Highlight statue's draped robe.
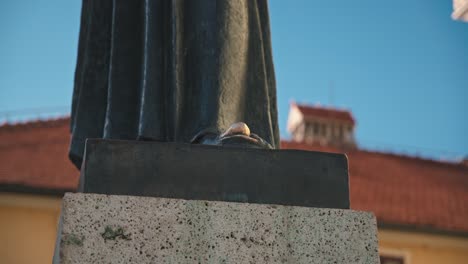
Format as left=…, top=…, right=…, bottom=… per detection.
left=70, top=0, right=279, bottom=168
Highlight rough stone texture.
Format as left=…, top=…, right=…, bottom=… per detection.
left=55, top=193, right=379, bottom=264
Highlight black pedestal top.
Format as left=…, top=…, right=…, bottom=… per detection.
left=78, top=139, right=349, bottom=209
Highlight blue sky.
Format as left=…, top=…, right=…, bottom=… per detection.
left=0, top=0, right=467, bottom=160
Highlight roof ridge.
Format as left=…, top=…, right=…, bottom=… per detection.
left=291, top=102, right=356, bottom=125
left=281, top=140, right=468, bottom=169
left=0, top=116, right=71, bottom=132
left=355, top=147, right=468, bottom=169
left=293, top=102, right=352, bottom=113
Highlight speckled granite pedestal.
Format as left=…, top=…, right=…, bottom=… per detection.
left=53, top=193, right=379, bottom=264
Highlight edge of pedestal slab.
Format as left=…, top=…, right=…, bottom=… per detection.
left=52, top=202, right=64, bottom=264
left=62, top=192, right=374, bottom=217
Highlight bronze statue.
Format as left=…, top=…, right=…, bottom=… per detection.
left=69, top=0, right=279, bottom=168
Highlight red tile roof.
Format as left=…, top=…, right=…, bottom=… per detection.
left=0, top=118, right=79, bottom=193
left=293, top=103, right=356, bottom=125
left=282, top=141, right=468, bottom=235
left=1, top=118, right=467, bottom=234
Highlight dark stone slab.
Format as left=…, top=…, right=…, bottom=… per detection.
left=78, top=139, right=350, bottom=209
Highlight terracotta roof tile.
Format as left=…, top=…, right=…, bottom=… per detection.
left=0, top=117, right=79, bottom=192
left=281, top=141, right=468, bottom=234
left=293, top=103, right=356, bottom=125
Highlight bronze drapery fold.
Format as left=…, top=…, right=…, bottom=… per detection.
left=70, top=0, right=279, bottom=168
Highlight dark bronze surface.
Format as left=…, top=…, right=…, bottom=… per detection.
left=70, top=0, right=279, bottom=168
left=79, top=139, right=350, bottom=209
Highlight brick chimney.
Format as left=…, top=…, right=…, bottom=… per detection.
left=287, top=102, right=357, bottom=149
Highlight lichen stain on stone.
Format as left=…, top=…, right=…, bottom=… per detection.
left=63, top=233, right=84, bottom=246
left=101, top=225, right=131, bottom=241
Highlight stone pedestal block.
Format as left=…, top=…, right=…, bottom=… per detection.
left=54, top=193, right=379, bottom=264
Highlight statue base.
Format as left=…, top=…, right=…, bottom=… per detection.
left=53, top=193, right=379, bottom=264
left=78, top=139, right=350, bottom=209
